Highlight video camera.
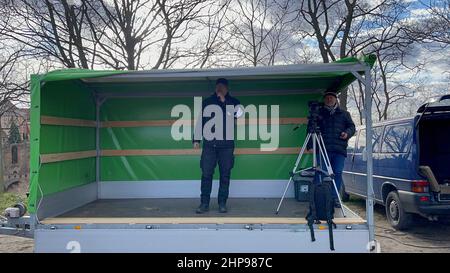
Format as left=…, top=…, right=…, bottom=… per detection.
left=307, top=100, right=324, bottom=133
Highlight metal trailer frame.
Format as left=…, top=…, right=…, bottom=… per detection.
left=34, top=220, right=370, bottom=253
left=0, top=60, right=376, bottom=252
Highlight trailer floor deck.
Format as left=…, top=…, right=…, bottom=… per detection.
left=42, top=198, right=365, bottom=225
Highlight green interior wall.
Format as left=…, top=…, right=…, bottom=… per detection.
left=32, top=80, right=96, bottom=208
left=28, top=70, right=127, bottom=214
left=99, top=88, right=320, bottom=181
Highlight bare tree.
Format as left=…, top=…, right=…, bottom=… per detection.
left=298, top=0, right=365, bottom=108
left=372, top=49, right=421, bottom=121
left=224, top=0, right=297, bottom=67
left=297, top=0, right=413, bottom=110
left=350, top=47, right=422, bottom=124
left=83, top=0, right=162, bottom=70
left=5, top=0, right=211, bottom=70
left=0, top=1, right=29, bottom=108
left=264, top=0, right=299, bottom=65
left=405, top=0, right=450, bottom=46
left=0, top=51, right=29, bottom=108
left=348, top=80, right=365, bottom=124
left=182, top=0, right=232, bottom=68
left=347, top=0, right=425, bottom=122
left=4, top=0, right=97, bottom=69
left=152, top=0, right=212, bottom=69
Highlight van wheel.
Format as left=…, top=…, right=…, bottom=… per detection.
left=385, top=191, right=413, bottom=230
left=340, top=184, right=350, bottom=202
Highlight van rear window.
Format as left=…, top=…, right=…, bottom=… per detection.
left=381, top=124, right=412, bottom=153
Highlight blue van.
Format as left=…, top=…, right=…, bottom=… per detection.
left=341, top=95, right=450, bottom=229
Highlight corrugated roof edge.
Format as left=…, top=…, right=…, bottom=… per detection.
left=34, top=54, right=376, bottom=83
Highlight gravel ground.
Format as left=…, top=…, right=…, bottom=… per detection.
left=345, top=198, right=450, bottom=253
left=1, top=197, right=449, bottom=253
left=0, top=235, right=33, bottom=253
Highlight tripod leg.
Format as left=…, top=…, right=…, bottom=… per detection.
left=275, top=176, right=293, bottom=214
left=312, top=133, right=317, bottom=168
left=328, top=220, right=335, bottom=251
left=309, top=222, right=316, bottom=242
left=317, top=135, right=346, bottom=217
left=275, top=132, right=312, bottom=214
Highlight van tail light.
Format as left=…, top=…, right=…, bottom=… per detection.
left=411, top=180, right=429, bottom=193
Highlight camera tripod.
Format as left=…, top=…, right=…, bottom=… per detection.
left=275, top=125, right=346, bottom=217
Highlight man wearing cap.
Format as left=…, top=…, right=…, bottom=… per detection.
left=312, top=90, right=356, bottom=208
left=193, top=78, right=241, bottom=213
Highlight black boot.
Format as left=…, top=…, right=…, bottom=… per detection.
left=218, top=203, right=228, bottom=213
left=196, top=203, right=209, bottom=214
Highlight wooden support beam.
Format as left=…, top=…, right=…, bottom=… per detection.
left=101, top=147, right=310, bottom=157
left=40, top=150, right=97, bottom=164
left=40, top=115, right=308, bottom=128
left=40, top=147, right=311, bottom=164
left=41, top=115, right=96, bottom=127
left=101, top=117, right=307, bottom=128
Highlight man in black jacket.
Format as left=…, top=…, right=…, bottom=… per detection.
left=193, top=78, right=241, bottom=214
left=313, top=90, right=356, bottom=208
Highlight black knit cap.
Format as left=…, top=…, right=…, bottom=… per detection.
left=323, top=91, right=337, bottom=98
left=323, top=85, right=338, bottom=98
left=216, top=78, right=229, bottom=86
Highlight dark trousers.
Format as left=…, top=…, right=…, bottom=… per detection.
left=317, top=151, right=346, bottom=199
left=328, top=152, right=345, bottom=198
left=200, top=146, right=234, bottom=205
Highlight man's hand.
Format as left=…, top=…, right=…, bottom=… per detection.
left=340, top=132, right=348, bottom=140
left=193, top=142, right=200, bottom=149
